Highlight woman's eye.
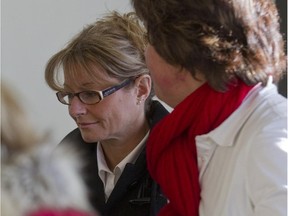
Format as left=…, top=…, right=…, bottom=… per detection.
left=67, top=93, right=74, bottom=99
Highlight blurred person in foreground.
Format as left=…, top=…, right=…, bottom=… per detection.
left=44, top=11, right=168, bottom=216
left=131, top=0, right=288, bottom=215
left=1, top=82, right=98, bottom=216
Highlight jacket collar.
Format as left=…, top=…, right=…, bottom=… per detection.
left=198, top=82, right=276, bottom=147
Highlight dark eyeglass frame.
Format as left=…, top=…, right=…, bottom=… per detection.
left=56, top=78, right=133, bottom=105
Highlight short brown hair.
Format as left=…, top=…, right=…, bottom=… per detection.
left=132, top=0, right=286, bottom=91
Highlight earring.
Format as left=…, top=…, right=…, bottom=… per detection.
left=136, top=98, right=142, bottom=105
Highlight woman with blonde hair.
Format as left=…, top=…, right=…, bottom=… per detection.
left=45, top=11, right=168, bottom=216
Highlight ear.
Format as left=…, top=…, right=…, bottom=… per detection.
left=134, top=74, right=152, bottom=103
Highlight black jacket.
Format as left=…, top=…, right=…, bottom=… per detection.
left=60, top=101, right=168, bottom=216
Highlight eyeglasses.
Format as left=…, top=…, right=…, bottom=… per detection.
left=56, top=78, right=133, bottom=105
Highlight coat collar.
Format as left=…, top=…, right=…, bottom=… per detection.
left=196, top=82, right=279, bottom=180
left=198, top=82, right=273, bottom=147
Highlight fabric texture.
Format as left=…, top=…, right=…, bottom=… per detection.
left=1, top=143, right=94, bottom=216
left=197, top=82, right=287, bottom=216
left=147, top=79, right=254, bottom=216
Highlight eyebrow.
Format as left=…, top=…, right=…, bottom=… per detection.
left=62, top=82, right=89, bottom=89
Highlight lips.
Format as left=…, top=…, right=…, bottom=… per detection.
left=78, top=122, right=93, bottom=125
left=77, top=122, right=98, bottom=128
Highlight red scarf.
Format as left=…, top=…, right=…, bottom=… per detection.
left=147, top=80, right=254, bottom=216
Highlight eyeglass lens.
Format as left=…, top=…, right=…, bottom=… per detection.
left=57, top=78, right=133, bottom=105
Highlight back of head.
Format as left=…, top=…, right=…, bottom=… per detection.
left=1, top=82, right=43, bottom=153
left=132, top=0, right=286, bottom=91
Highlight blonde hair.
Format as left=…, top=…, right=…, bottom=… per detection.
left=1, top=82, right=43, bottom=152
left=45, top=11, right=149, bottom=91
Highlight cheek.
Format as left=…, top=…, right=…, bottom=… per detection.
left=151, top=72, right=174, bottom=91
left=101, top=94, right=135, bottom=124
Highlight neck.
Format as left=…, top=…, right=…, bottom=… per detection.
left=170, top=70, right=206, bottom=108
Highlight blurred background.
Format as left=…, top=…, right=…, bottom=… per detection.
left=1, top=0, right=287, bottom=143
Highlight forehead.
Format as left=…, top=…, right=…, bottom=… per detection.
left=63, top=62, right=118, bottom=89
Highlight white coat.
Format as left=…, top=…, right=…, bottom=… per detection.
left=198, top=81, right=287, bottom=216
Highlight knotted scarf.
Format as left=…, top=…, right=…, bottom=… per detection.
left=147, top=80, right=254, bottom=216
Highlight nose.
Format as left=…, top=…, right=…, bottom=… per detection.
left=69, top=96, right=87, bottom=118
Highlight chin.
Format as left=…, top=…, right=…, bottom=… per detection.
left=81, top=134, right=99, bottom=143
